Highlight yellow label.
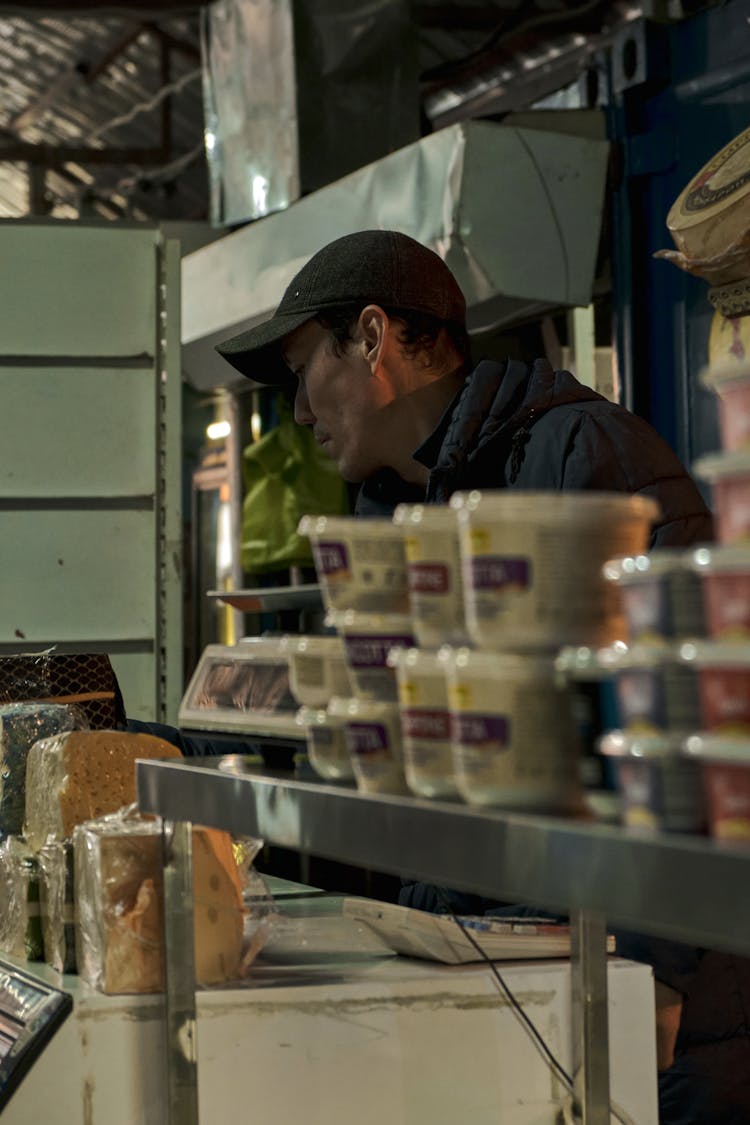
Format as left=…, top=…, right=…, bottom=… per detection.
left=400, top=680, right=418, bottom=705
left=448, top=682, right=473, bottom=710
left=624, top=806, right=658, bottom=830
left=404, top=536, right=421, bottom=562
left=468, top=527, right=492, bottom=553
left=716, top=818, right=750, bottom=839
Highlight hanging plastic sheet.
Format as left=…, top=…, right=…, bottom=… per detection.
left=201, top=0, right=418, bottom=226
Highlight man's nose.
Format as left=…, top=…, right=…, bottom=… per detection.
left=294, top=383, right=315, bottom=425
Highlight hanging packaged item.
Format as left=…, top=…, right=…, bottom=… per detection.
left=655, top=125, right=750, bottom=307
left=241, top=395, right=348, bottom=574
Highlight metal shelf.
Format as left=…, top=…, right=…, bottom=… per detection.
left=136, top=756, right=750, bottom=957
left=207, top=585, right=323, bottom=612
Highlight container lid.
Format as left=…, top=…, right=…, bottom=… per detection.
left=693, top=449, right=750, bottom=483
left=602, top=548, right=694, bottom=585
left=599, top=729, right=686, bottom=760
left=234, top=635, right=288, bottom=660
left=295, top=705, right=329, bottom=728
left=666, top=126, right=750, bottom=235
left=600, top=641, right=681, bottom=670
left=387, top=646, right=445, bottom=673
left=325, top=609, right=415, bottom=633
left=442, top=646, right=558, bottom=678
left=555, top=643, right=625, bottom=679
left=280, top=633, right=345, bottom=657
left=683, top=732, right=750, bottom=764
left=449, top=489, right=660, bottom=524
left=700, top=359, right=750, bottom=392
left=298, top=513, right=405, bottom=539
left=679, top=639, right=750, bottom=668
left=392, top=503, right=458, bottom=529
left=690, top=543, right=750, bottom=574
left=327, top=696, right=400, bottom=720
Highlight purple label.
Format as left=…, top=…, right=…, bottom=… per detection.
left=451, top=712, right=511, bottom=748
left=409, top=563, right=451, bottom=595
left=345, top=634, right=415, bottom=668
left=347, top=722, right=389, bottom=755
left=402, top=708, right=451, bottom=740
left=471, top=556, right=531, bottom=592
left=616, top=669, right=666, bottom=728
left=314, top=540, right=350, bottom=576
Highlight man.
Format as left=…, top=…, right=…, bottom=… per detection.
left=217, top=228, right=712, bottom=544
left=217, top=229, right=746, bottom=1123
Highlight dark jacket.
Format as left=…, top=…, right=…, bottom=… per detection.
left=358, top=357, right=714, bottom=547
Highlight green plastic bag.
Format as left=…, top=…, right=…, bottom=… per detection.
left=240, top=394, right=348, bottom=574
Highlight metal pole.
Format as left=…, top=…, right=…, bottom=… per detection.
left=162, top=819, right=199, bottom=1125
left=571, top=908, right=610, bottom=1124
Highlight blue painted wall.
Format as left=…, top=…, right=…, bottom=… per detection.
left=608, top=0, right=750, bottom=473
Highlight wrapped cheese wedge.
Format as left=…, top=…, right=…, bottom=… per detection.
left=24, top=729, right=182, bottom=851
left=74, top=810, right=247, bottom=993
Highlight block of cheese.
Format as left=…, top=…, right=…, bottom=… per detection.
left=74, top=814, right=245, bottom=994
left=0, top=702, right=83, bottom=838
left=0, top=836, right=43, bottom=962
left=24, top=729, right=182, bottom=851
left=38, top=841, right=77, bottom=974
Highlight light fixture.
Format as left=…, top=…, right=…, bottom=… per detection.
left=206, top=420, right=231, bottom=441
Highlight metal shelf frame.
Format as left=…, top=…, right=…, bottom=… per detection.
left=137, top=756, right=750, bottom=1125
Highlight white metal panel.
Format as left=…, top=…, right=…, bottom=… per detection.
left=1, top=510, right=156, bottom=641
left=0, top=366, right=157, bottom=498
left=0, top=224, right=159, bottom=358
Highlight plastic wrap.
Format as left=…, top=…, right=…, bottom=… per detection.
left=0, top=702, right=86, bottom=839
left=38, top=841, right=76, bottom=974
left=0, top=836, right=43, bottom=961
left=0, top=650, right=125, bottom=730
left=24, top=729, right=183, bottom=852
left=75, top=808, right=274, bottom=994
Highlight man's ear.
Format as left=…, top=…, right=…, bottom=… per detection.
left=357, top=305, right=389, bottom=372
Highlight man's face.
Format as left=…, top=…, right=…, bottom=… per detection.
left=282, top=318, right=392, bottom=482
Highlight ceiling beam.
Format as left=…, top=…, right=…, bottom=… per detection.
left=0, top=142, right=182, bottom=166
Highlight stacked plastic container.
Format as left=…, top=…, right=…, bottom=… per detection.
left=295, top=515, right=414, bottom=794
left=594, top=551, right=708, bottom=833
left=298, top=491, right=659, bottom=812
left=684, top=359, right=750, bottom=841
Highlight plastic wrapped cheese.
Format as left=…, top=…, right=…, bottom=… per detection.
left=0, top=702, right=84, bottom=838
left=74, top=810, right=248, bottom=994
left=0, top=836, right=43, bottom=961
left=38, top=841, right=76, bottom=974
left=24, top=729, right=182, bottom=851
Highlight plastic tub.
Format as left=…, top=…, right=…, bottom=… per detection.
left=280, top=634, right=353, bottom=707
left=693, top=450, right=750, bottom=544
left=607, top=643, right=701, bottom=735
left=297, top=514, right=409, bottom=613
left=602, top=549, right=705, bottom=644
left=392, top=503, right=470, bottom=648
left=442, top=647, right=578, bottom=810
left=451, top=490, right=659, bottom=652
left=599, top=730, right=705, bottom=833
left=691, top=544, right=750, bottom=640
left=679, top=641, right=750, bottom=734
left=328, top=696, right=407, bottom=795
left=327, top=609, right=415, bottom=702
left=387, top=646, right=458, bottom=800
left=684, top=733, right=750, bottom=840
left=555, top=645, right=622, bottom=820
left=701, top=361, right=750, bottom=452
left=294, top=704, right=354, bottom=782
